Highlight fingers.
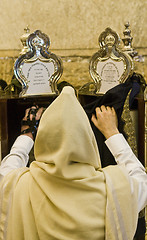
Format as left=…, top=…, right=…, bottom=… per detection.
left=111, top=106, right=116, bottom=114
left=36, top=107, right=44, bottom=120
left=23, top=106, right=44, bottom=121
left=100, top=105, right=113, bottom=112
left=23, top=108, right=30, bottom=120
left=91, top=105, right=117, bottom=127
left=95, top=105, right=115, bottom=116
left=91, top=105, right=119, bottom=138
left=91, top=114, right=98, bottom=127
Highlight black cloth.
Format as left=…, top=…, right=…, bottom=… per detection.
left=134, top=217, right=146, bottom=238
left=84, top=81, right=132, bottom=167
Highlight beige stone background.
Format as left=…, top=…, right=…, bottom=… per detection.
left=0, top=0, right=146, bottom=87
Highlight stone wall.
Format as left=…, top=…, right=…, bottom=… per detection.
left=0, top=0, right=146, bottom=86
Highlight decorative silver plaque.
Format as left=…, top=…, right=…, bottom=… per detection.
left=80, top=28, right=134, bottom=95
left=14, top=30, right=63, bottom=96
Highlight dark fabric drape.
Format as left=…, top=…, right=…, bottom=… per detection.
left=84, top=81, right=132, bottom=167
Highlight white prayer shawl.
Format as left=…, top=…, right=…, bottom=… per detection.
left=0, top=87, right=139, bottom=240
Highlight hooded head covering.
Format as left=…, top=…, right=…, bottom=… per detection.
left=0, top=87, right=139, bottom=240
left=34, top=86, right=101, bottom=179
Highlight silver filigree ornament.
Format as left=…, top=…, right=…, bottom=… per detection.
left=14, top=30, right=63, bottom=97
left=88, top=28, right=134, bottom=94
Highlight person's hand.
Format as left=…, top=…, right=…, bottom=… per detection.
left=21, top=106, right=44, bottom=140
left=91, top=105, right=119, bottom=139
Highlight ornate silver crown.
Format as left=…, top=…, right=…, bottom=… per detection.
left=14, top=30, right=63, bottom=97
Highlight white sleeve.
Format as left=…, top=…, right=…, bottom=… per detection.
left=0, top=135, right=34, bottom=181
left=105, top=133, right=147, bottom=212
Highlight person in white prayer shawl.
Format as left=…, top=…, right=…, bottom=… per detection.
left=0, top=86, right=147, bottom=240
